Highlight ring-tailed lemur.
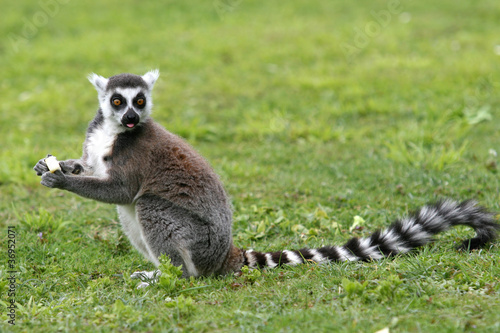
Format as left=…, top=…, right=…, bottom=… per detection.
left=34, top=70, right=499, bottom=287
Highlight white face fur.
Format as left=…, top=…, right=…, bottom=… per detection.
left=88, top=70, right=160, bottom=133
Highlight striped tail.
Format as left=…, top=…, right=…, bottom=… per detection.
left=242, top=199, right=499, bottom=269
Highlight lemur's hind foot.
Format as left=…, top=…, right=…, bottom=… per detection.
left=130, top=270, right=161, bottom=289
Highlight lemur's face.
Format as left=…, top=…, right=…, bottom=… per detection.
left=88, top=70, right=159, bottom=131
left=106, top=87, right=148, bottom=129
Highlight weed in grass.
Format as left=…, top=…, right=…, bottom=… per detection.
left=342, top=278, right=369, bottom=300
left=165, top=295, right=196, bottom=319
left=239, top=265, right=262, bottom=284
left=384, top=111, right=474, bottom=171
left=15, top=207, right=74, bottom=234
left=386, top=139, right=469, bottom=171
left=157, top=255, right=184, bottom=294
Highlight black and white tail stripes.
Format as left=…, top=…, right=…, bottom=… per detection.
left=242, top=200, right=499, bottom=269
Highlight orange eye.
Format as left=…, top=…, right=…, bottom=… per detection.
left=112, top=98, right=121, bottom=106
left=137, top=98, right=144, bottom=106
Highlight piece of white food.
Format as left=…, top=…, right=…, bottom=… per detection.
left=45, top=156, right=61, bottom=173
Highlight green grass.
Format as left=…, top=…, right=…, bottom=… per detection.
left=1, top=0, right=500, bottom=331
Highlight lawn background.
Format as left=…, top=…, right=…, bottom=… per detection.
left=1, top=0, right=499, bottom=332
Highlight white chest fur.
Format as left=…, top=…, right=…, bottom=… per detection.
left=85, top=125, right=117, bottom=178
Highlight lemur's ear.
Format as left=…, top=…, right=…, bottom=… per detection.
left=142, top=69, right=160, bottom=89
left=88, top=73, right=108, bottom=95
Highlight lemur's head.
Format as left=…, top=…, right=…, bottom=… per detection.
left=88, top=70, right=159, bottom=130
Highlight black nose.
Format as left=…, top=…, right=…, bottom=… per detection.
left=122, top=108, right=140, bottom=128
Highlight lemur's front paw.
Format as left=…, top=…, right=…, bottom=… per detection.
left=41, top=170, right=67, bottom=189
left=59, top=160, right=84, bottom=175
left=33, top=157, right=50, bottom=176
